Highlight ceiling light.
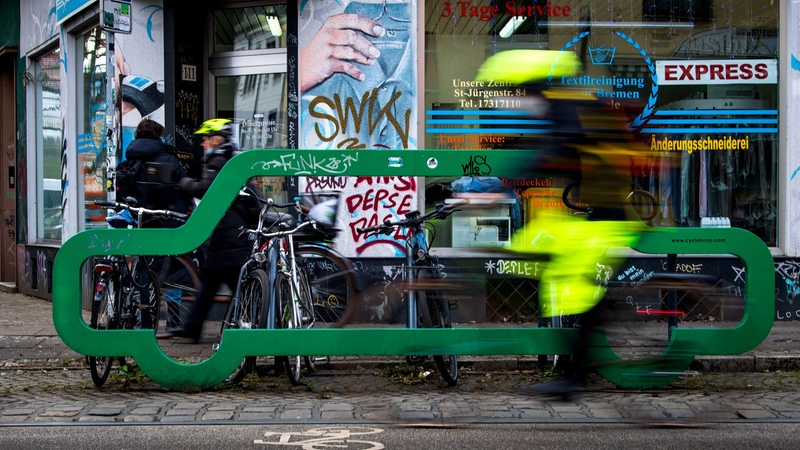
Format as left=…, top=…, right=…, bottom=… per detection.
left=499, top=17, right=527, bottom=38
left=267, top=16, right=282, bottom=37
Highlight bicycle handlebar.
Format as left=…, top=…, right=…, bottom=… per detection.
left=240, top=185, right=306, bottom=211
left=356, top=201, right=466, bottom=236
left=561, top=182, right=592, bottom=214
left=94, top=199, right=190, bottom=222
left=239, top=217, right=317, bottom=240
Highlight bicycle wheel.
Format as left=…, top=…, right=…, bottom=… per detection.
left=129, top=261, right=160, bottom=330
left=295, top=266, right=322, bottom=372
left=275, top=271, right=303, bottom=386
left=296, top=245, right=358, bottom=328
left=417, top=269, right=458, bottom=387
left=89, top=268, right=116, bottom=387
left=222, top=268, right=269, bottom=384
left=153, top=254, right=201, bottom=333
left=628, top=189, right=658, bottom=222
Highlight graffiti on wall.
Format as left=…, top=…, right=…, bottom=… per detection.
left=479, top=255, right=789, bottom=321
left=776, top=260, right=800, bottom=320
left=300, top=176, right=418, bottom=257
left=18, top=246, right=58, bottom=299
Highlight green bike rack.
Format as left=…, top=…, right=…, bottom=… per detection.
left=53, top=149, right=774, bottom=390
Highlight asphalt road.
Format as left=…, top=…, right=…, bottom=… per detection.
left=2, top=423, right=800, bottom=449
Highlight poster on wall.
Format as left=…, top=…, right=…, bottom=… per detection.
left=299, top=0, right=419, bottom=257
left=298, top=0, right=417, bottom=150
left=113, top=0, right=165, bottom=153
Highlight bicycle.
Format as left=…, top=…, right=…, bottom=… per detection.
left=221, top=187, right=357, bottom=385
left=87, top=197, right=193, bottom=387
left=540, top=182, right=741, bottom=387
left=274, top=191, right=358, bottom=385
left=357, top=201, right=465, bottom=387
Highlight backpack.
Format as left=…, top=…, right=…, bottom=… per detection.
left=115, top=159, right=146, bottom=204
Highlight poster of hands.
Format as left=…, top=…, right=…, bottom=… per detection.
left=299, top=0, right=417, bottom=151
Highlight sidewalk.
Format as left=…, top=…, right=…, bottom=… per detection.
left=2, top=290, right=800, bottom=426
left=1, top=290, right=798, bottom=372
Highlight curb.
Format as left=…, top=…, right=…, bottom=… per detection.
left=692, top=354, right=800, bottom=373
left=7, top=354, right=800, bottom=374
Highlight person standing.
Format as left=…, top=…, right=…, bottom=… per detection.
left=122, top=118, right=192, bottom=220
left=163, top=118, right=256, bottom=342
left=124, top=118, right=193, bottom=327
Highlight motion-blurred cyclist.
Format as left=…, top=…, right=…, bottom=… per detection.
left=474, top=50, right=651, bottom=398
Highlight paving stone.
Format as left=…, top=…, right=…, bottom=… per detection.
left=164, top=409, right=198, bottom=417
left=123, top=415, right=157, bottom=422
left=128, top=407, right=161, bottom=415
left=0, top=408, right=36, bottom=416
left=321, top=411, right=356, bottom=420
left=238, top=412, right=278, bottom=421
left=280, top=409, right=312, bottom=420
left=86, top=408, right=123, bottom=416
left=202, top=410, right=235, bottom=421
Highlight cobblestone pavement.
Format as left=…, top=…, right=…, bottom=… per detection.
left=1, top=363, right=800, bottom=424
left=2, top=292, right=800, bottom=425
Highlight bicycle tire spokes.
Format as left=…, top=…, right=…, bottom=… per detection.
left=222, top=268, right=269, bottom=384
left=296, top=246, right=358, bottom=328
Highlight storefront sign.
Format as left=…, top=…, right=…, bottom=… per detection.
left=440, top=1, right=573, bottom=19
left=56, top=0, right=94, bottom=25
left=656, top=59, right=777, bottom=85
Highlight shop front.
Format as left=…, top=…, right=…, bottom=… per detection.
left=16, top=0, right=800, bottom=321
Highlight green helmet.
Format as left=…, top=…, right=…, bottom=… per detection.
left=194, top=118, right=233, bottom=137
left=475, top=50, right=581, bottom=85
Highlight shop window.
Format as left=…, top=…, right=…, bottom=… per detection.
left=424, top=0, right=779, bottom=246
left=34, top=48, right=62, bottom=241
left=77, top=27, right=109, bottom=229
left=643, top=0, right=714, bottom=23
left=215, top=73, right=288, bottom=150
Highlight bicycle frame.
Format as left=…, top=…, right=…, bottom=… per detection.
left=403, top=217, right=444, bottom=329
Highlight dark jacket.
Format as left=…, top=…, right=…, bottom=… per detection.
left=125, top=138, right=192, bottom=214
left=179, top=142, right=255, bottom=270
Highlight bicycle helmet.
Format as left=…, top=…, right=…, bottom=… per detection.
left=475, top=50, right=581, bottom=84
left=194, top=118, right=233, bottom=137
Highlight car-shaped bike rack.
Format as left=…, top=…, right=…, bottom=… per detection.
left=53, top=149, right=774, bottom=390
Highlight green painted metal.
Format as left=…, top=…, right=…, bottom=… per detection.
left=52, top=149, right=775, bottom=390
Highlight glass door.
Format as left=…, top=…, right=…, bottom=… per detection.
left=208, top=2, right=289, bottom=199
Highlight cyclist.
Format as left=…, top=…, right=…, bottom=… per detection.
left=160, top=118, right=258, bottom=343
left=475, top=50, right=649, bottom=398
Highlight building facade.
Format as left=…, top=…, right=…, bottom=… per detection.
left=6, top=0, right=800, bottom=322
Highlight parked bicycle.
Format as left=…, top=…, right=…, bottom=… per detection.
left=87, top=197, right=196, bottom=387
left=357, top=202, right=465, bottom=387
left=221, top=187, right=357, bottom=385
